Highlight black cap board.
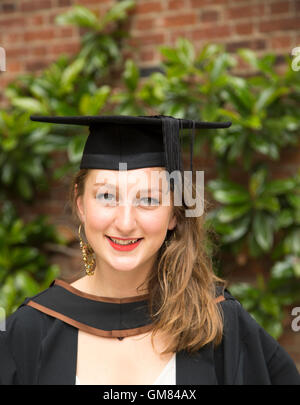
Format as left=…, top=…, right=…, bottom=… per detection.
left=30, top=114, right=231, bottom=174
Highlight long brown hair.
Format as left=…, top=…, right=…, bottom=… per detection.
left=69, top=169, right=227, bottom=354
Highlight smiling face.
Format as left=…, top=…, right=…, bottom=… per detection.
left=76, top=167, right=177, bottom=275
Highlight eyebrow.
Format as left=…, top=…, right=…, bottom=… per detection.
left=93, top=182, right=162, bottom=193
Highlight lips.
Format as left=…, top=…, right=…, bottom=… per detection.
left=105, top=235, right=143, bottom=251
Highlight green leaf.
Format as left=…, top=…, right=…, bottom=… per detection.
left=264, top=179, right=295, bottom=195
left=55, top=5, right=100, bottom=30
left=208, top=179, right=250, bottom=205
left=217, top=203, right=252, bottom=223
left=254, top=86, right=289, bottom=112
left=210, top=53, right=229, bottom=82
left=254, top=194, right=280, bottom=212
left=160, top=47, right=181, bottom=64
left=249, top=134, right=279, bottom=159
left=100, top=0, right=135, bottom=28
left=124, top=60, right=139, bottom=92
left=238, top=49, right=258, bottom=69
left=264, top=319, right=283, bottom=339
left=67, top=135, right=87, bottom=163
left=16, top=174, right=33, bottom=200
left=220, top=216, right=251, bottom=243
left=276, top=209, right=294, bottom=228
left=286, top=193, right=300, bottom=208
left=79, top=86, right=110, bottom=115
left=177, top=38, right=195, bottom=67
left=271, top=259, right=294, bottom=279
left=14, top=272, right=40, bottom=296
left=253, top=212, right=275, bottom=251
left=247, top=231, right=264, bottom=257
left=283, top=229, right=300, bottom=255
left=1, top=164, right=14, bottom=185
left=61, top=57, right=85, bottom=91
left=249, top=167, right=268, bottom=197
left=11, top=97, right=45, bottom=113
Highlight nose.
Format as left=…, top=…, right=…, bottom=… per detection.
left=113, top=201, right=138, bottom=236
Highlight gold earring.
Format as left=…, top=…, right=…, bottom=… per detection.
left=78, top=224, right=95, bottom=276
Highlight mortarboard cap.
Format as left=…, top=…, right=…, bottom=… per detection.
left=30, top=115, right=231, bottom=176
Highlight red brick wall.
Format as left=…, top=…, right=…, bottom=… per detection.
left=1, top=0, right=300, bottom=372
left=0, top=0, right=300, bottom=106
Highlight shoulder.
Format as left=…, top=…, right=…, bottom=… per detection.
left=218, top=287, right=275, bottom=346
left=4, top=287, right=55, bottom=341
left=215, top=287, right=300, bottom=384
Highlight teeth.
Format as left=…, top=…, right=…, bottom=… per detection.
left=110, top=237, right=139, bottom=245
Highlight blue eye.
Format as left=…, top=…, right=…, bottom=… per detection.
left=140, top=197, right=160, bottom=206
left=96, top=192, right=115, bottom=201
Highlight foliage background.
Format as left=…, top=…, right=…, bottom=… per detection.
left=0, top=2, right=299, bottom=351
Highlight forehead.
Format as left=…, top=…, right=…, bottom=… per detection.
left=88, top=168, right=168, bottom=188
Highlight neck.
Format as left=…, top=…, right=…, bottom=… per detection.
left=82, top=257, right=156, bottom=298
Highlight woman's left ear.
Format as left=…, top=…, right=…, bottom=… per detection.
left=168, top=213, right=177, bottom=231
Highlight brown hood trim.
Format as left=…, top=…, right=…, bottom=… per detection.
left=26, top=300, right=155, bottom=338
left=54, top=279, right=150, bottom=304
left=54, top=278, right=225, bottom=304
left=25, top=293, right=225, bottom=339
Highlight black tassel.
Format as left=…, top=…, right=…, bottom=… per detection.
left=160, top=116, right=183, bottom=194
left=139, top=114, right=184, bottom=192
left=189, top=119, right=195, bottom=172
left=161, top=116, right=183, bottom=174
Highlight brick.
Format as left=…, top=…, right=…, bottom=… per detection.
left=134, top=18, right=156, bottom=31
left=191, top=0, right=229, bottom=6
left=32, top=46, right=48, bottom=57
left=0, top=17, right=25, bottom=28
left=162, top=14, right=197, bottom=28
left=25, top=60, right=50, bottom=72
left=226, top=39, right=266, bottom=53
left=201, top=10, right=219, bottom=22
left=55, top=27, right=75, bottom=38
left=129, top=33, right=165, bottom=47
left=170, top=30, right=193, bottom=44
left=28, top=15, right=45, bottom=26
left=24, top=29, right=55, bottom=42
left=7, top=61, right=23, bottom=73
left=192, top=25, right=231, bottom=40
left=167, top=0, right=186, bottom=9
left=140, top=49, right=156, bottom=62
left=6, top=47, right=29, bottom=58
left=50, top=42, right=80, bottom=55
left=21, top=0, right=53, bottom=12
left=259, top=18, right=300, bottom=33
left=227, top=4, right=265, bottom=19
left=135, top=2, right=162, bottom=14
left=0, top=3, right=17, bottom=13
left=270, top=1, right=290, bottom=14
left=234, top=22, right=254, bottom=36
left=4, top=32, right=24, bottom=43
left=271, top=35, right=292, bottom=50
left=79, top=0, right=111, bottom=4
left=58, top=0, right=73, bottom=6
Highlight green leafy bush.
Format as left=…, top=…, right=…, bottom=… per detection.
left=0, top=201, right=64, bottom=315
left=1, top=2, right=299, bottom=339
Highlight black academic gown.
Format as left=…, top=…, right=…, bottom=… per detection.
left=0, top=279, right=299, bottom=385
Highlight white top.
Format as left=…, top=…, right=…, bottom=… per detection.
left=75, top=353, right=176, bottom=385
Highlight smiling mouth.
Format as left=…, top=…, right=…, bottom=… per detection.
left=106, top=236, right=143, bottom=245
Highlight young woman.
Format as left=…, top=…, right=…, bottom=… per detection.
left=0, top=115, right=299, bottom=385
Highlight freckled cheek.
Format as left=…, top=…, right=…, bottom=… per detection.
left=84, top=201, right=112, bottom=233
left=140, top=210, right=170, bottom=237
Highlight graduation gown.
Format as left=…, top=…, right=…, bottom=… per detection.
left=0, top=278, right=299, bottom=385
